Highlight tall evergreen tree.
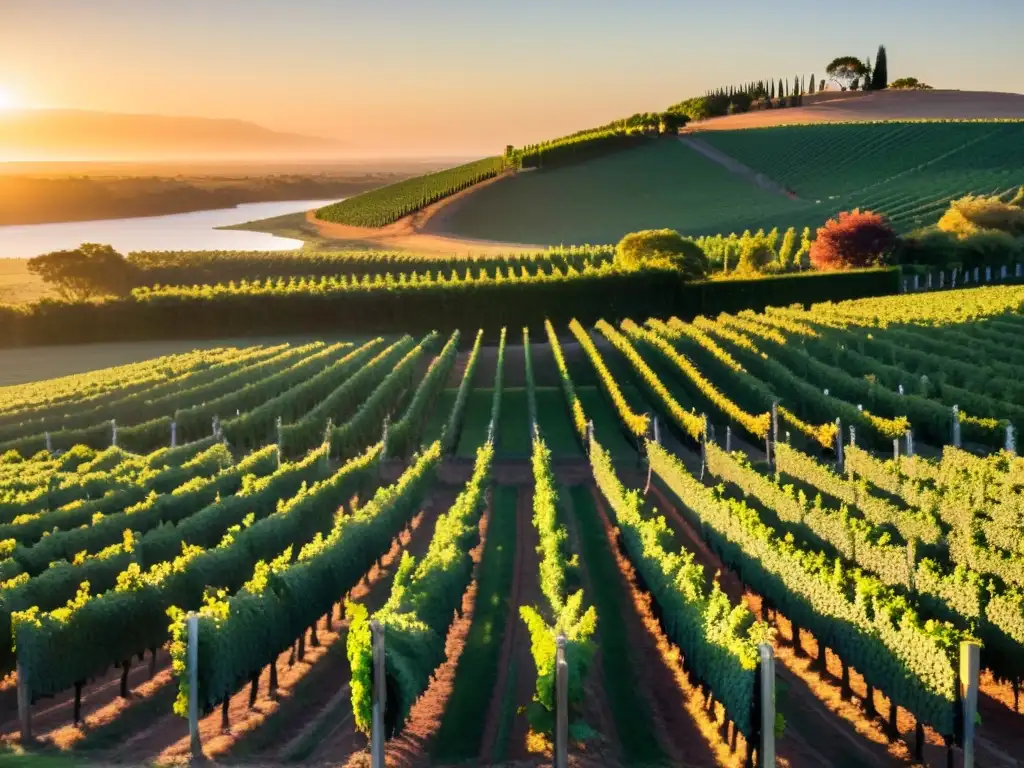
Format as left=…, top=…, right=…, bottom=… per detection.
left=865, top=56, right=873, bottom=89
left=872, top=45, right=889, bottom=90
left=770, top=80, right=776, bottom=99
left=779, top=78, right=785, bottom=98
left=794, top=74, right=801, bottom=96
left=809, top=74, right=816, bottom=94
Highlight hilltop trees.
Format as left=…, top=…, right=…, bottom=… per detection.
left=871, top=46, right=889, bottom=90
left=825, top=56, right=868, bottom=91
left=890, top=77, right=932, bottom=90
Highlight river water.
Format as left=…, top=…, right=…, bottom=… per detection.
left=0, top=198, right=342, bottom=258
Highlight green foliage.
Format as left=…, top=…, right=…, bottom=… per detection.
left=649, top=441, right=968, bottom=734
left=172, top=442, right=438, bottom=718
left=871, top=45, right=888, bottom=90
left=442, top=330, right=484, bottom=454
left=937, top=194, right=1024, bottom=239
left=27, top=243, right=136, bottom=301
left=590, top=439, right=764, bottom=737
left=384, top=331, right=460, bottom=458
left=889, top=77, right=932, bottom=90
left=519, top=435, right=597, bottom=737
left=615, top=229, right=708, bottom=280
left=825, top=56, right=868, bottom=90
left=348, top=441, right=491, bottom=735
left=316, top=158, right=505, bottom=227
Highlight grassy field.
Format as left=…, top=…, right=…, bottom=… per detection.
left=440, top=139, right=809, bottom=244
left=699, top=122, right=1024, bottom=232
left=439, top=122, right=1024, bottom=244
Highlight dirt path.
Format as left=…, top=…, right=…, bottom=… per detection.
left=678, top=136, right=802, bottom=201
left=305, top=173, right=544, bottom=256
left=585, top=485, right=726, bottom=767
left=384, top=496, right=491, bottom=768
left=107, top=494, right=448, bottom=766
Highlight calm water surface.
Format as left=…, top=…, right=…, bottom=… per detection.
left=0, top=198, right=342, bottom=258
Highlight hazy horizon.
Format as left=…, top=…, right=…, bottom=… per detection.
left=2, top=0, right=1024, bottom=158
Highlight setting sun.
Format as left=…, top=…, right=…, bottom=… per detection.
left=0, top=86, right=18, bottom=110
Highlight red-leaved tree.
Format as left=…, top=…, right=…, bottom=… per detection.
left=810, top=210, right=897, bottom=270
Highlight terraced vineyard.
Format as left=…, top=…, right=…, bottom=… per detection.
left=2, top=285, right=1024, bottom=767
left=438, top=122, right=1024, bottom=243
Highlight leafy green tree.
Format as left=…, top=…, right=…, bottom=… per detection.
left=737, top=230, right=775, bottom=273
left=615, top=229, right=708, bottom=280
left=889, top=77, right=931, bottom=90
left=27, top=243, right=136, bottom=301
left=778, top=227, right=798, bottom=269
left=872, top=45, right=889, bottom=90
left=825, top=56, right=868, bottom=90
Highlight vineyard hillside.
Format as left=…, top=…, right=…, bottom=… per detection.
left=436, top=118, right=1024, bottom=244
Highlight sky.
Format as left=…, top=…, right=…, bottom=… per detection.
left=1, top=0, right=1022, bottom=157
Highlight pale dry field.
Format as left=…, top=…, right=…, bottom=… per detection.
left=690, top=89, right=1024, bottom=131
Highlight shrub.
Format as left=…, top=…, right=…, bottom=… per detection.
left=889, top=77, right=933, bottom=90
left=615, top=229, right=708, bottom=280
left=938, top=194, right=1024, bottom=238
left=900, top=227, right=1022, bottom=269
left=736, top=230, right=775, bottom=273
left=810, top=210, right=897, bottom=270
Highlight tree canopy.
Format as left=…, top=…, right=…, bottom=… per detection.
left=889, top=77, right=932, bottom=90
left=615, top=229, right=708, bottom=280
left=27, top=243, right=136, bottom=301
left=825, top=56, right=868, bottom=90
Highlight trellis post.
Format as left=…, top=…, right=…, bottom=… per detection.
left=952, top=405, right=961, bottom=448
left=555, top=634, right=568, bottom=768
left=111, top=419, right=118, bottom=447
left=849, top=425, right=856, bottom=447
left=898, top=384, right=904, bottom=396
left=906, top=429, right=914, bottom=458
left=952, top=268, right=958, bottom=288
left=16, top=654, right=31, bottom=743
left=276, top=416, right=284, bottom=465
left=927, top=273, right=933, bottom=290
left=371, top=620, right=386, bottom=768
left=586, top=420, right=594, bottom=455
left=188, top=613, right=202, bottom=758
left=1006, top=424, right=1016, bottom=455
left=834, top=418, right=843, bottom=472
left=726, top=426, right=732, bottom=453
left=759, top=644, right=776, bottom=767
left=652, top=416, right=661, bottom=446
left=1017, top=263, right=1022, bottom=278
left=1001, top=265, right=1008, bottom=280
left=212, top=415, right=220, bottom=438
left=939, top=270, right=945, bottom=289
left=913, top=274, right=920, bottom=291
left=974, top=266, right=980, bottom=282
left=985, top=266, right=992, bottom=282
left=960, top=641, right=980, bottom=768
left=45, top=432, right=51, bottom=453
left=170, top=420, right=177, bottom=448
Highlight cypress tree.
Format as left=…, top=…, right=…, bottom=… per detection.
left=770, top=80, right=776, bottom=99
left=865, top=56, right=874, bottom=90
left=794, top=74, right=801, bottom=96
left=872, top=45, right=889, bottom=90
left=779, top=78, right=786, bottom=98
left=778, top=227, right=798, bottom=269
left=809, top=75, right=816, bottom=94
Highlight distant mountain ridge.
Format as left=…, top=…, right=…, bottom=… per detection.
left=0, top=109, right=345, bottom=161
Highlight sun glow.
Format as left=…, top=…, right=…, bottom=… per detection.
left=0, top=86, right=19, bottom=110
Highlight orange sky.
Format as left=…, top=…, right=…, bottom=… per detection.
left=1, top=0, right=1022, bottom=157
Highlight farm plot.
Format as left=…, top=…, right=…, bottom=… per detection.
left=1, top=285, right=1023, bottom=768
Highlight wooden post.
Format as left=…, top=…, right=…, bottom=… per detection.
left=16, top=657, right=31, bottom=743
left=555, top=634, right=568, bottom=768
left=927, top=272, right=933, bottom=289
left=45, top=431, right=52, bottom=453
left=1017, top=263, right=1023, bottom=278
left=952, top=405, right=961, bottom=448
left=985, top=266, right=991, bottom=282
left=188, top=613, right=202, bottom=758
left=171, top=420, right=177, bottom=448
left=974, top=266, right=980, bottom=283
left=893, top=438, right=899, bottom=461
left=939, top=270, right=945, bottom=289
left=960, top=641, right=980, bottom=768
left=111, top=419, right=118, bottom=447
left=1001, top=265, right=1008, bottom=280
left=1006, top=424, right=1016, bottom=456
left=834, top=419, right=843, bottom=472
left=726, top=426, right=732, bottom=453
left=371, top=620, right=386, bottom=768
left=759, top=644, right=776, bottom=767
left=906, top=429, right=914, bottom=458
left=276, top=416, right=284, bottom=465
left=771, top=401, right=778, bottom=451
left=913, top=274, right=920, bottom=291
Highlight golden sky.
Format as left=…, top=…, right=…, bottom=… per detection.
left=1, top=0, right=1021, bottom=157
